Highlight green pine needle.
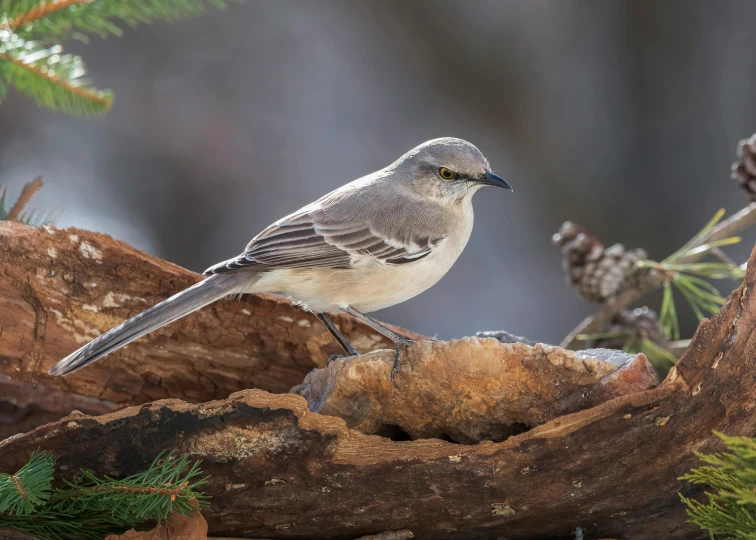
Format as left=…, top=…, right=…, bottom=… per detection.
left=575, top=331, right=631, bottom=342
left=0, top=450, right=55, bottom=516
left=0, top=32, right=113, bottom=116
left=664, top=208, right=726, bottom=264
left=6, top=0, right=233, bottom=42
left=1, top=0, right=48, bottom=19
left=0, top=450, right=209, bottom=540
left=18, top=207, right=62, bottom=225
left=680, top=433, right=756, bottom=538
left=683, top=236, right=743, bottom=259
left=641, top=209, right=745, bottom=343
left=660, top=281, right=680, bottom=340
left=2, top=0, right=241, bottom=116
left=640, top=337, right=678, bottom=368
left=56, top=451, right=209, bottom=523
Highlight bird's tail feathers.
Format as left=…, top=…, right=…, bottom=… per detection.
left=49, top=272, right=251, bottom=376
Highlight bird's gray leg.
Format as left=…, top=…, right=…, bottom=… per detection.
left=344, top=306, right=415, bottom=388
left=316, top=313, right=359, bottom=364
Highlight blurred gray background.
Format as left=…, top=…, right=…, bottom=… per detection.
left=2, top=0, right=756, bottom=344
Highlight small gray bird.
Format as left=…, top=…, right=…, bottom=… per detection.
left=49, top=137, right=512, bottom=384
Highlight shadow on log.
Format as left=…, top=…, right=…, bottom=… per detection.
left=0, top=222, right=422, bottom=406
left=0, top=375, right=116, bottom=441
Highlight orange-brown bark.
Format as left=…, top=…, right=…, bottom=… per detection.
left=0, top=222, right=422, bottom=406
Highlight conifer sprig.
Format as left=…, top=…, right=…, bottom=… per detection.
left=635, top=209, right=746, bottom=342
left=0, top=450, right=55, bottom=516
left=0, top=32, right=112, bottom=115
left=56, top=451, right=209, bottom=524
left=5, top=0, right=230, bottom=41
left=0, top=450, right=209, bottom=540
left=680, top=432, right=756, bottom=537
left=0, top=0, right=238, bottom=115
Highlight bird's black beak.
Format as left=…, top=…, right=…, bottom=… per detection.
left=477, top=171, right=513, bottom=191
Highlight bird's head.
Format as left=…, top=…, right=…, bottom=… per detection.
left=390, top=137, right=512, bottom=203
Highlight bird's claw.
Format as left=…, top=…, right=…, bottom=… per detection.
left=327, top=353, right=345, bottom=365
left=390, top=338, right=415, bottom=389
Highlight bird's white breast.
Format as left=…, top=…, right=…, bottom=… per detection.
left=251, top=201, right=474, bottom=313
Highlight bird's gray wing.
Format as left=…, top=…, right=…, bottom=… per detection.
left=204, top=209, right=442, bottom=275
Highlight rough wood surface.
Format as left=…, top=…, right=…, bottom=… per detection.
left=292, top=340, right=658, bottom=443
left=0, top=222, right=422, bottom=406
left=0, top=375, right=116, bottom=440
left=2, top=244, right=756, bottom=539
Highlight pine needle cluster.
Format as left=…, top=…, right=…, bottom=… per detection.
left=680, top=432, right=756, bottom=538
left=0, top=449, right=209, bottom=540
left=576, top=208, right=745, bottom=371
left=0, top=0, right=237, bottom=116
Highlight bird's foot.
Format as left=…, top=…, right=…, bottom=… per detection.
left=390, top=338, right=415, bottom=389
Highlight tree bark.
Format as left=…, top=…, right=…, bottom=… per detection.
left=2, top=242, right=756, bottom=538
left=3, top=221, right=756, bottom=539
left=0, top=375, right=116, bottom=440
left=0, top=222, right=422, bottom=406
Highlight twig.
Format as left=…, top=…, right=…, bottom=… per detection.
left=5, top=177, right=43, bottom=221
left=709, top=247, right=738, bottom=267
left=0, top=52, right=113, bottom=108
left=561, top=202, right=756, bottom=349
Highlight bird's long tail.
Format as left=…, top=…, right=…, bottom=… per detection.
left=49, top=272, right=252, bottom=376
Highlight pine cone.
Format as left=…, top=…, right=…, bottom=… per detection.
left=732, top=134, right=756, bottom=201
left=552, top=222, right=647, bottom=302
left=593, top=307, right=667, bottom=350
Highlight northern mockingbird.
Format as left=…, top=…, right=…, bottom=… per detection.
left=49, top=137, right=512, bottom=385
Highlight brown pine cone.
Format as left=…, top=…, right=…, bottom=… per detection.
left=732, top=134, right=756, bottom=201
left=552, top=222, right=648, bottom=303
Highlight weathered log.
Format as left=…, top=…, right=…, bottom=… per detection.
left=292, top=341, right=658, bottom=443
left=0, top=222, right=422, bottom=406
left=2, top=244, right=755, bottom=538
left=0, top=375, right=117, bottom=440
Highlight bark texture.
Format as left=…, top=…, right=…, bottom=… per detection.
left=2, top=236, right=755, bottom=538
left=292, top=341, right=657, bottom=443
left=0, top=222, right=422, bottom=406
left=3, top=222, right=756, bottom=539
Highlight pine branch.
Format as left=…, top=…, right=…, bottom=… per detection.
left=561, top=202, right=756, bottom=349
left=6, top=176, right=43, bottom=220
left=680, top=432, right=756, bottom=538
left=0, top=450, right=54, bottom=516
left=56, top=451, right=209, bottom=524
left=0, top=0, right=44, bottom=20
left=0, top=450, right=209, bottom=540
left=6, top=0, right=232, bottom=41
left=0, top=34, right=112, bottom=115
left=9, top=0, right=91, bottom=30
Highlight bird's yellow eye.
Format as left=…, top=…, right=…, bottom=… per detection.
left=439, top=167, right=455, bottom=180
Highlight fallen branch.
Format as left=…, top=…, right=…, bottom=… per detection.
left=2, top=241, right=756, bottom=538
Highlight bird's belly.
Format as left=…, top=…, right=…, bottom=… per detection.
left=257, top=248, right=461, bottom=313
